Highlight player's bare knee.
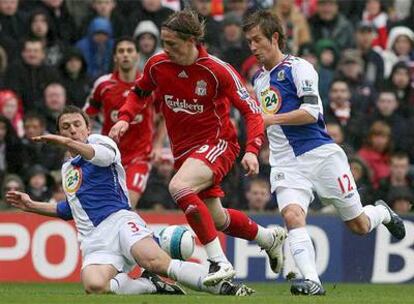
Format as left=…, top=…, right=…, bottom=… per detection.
left=282, top=205, right=306, bottom=229
left=83, top=279, right=108, bottom=294
left=168, top=177, right=190, bottom=196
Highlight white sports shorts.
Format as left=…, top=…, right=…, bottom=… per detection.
left=80, top=209, right=153, bottom=272
left=270, top=144, right=364, bottom=221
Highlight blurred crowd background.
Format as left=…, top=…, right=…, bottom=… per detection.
left=0, top=0, right=413, bottom=215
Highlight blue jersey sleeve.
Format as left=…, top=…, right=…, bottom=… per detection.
left=56, top=200, right=73, bottom=220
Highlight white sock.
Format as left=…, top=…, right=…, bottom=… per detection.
left=167, top=259, right=221, bottom=294
left=204, top=237, right=229, bottom=264
left=289, top=227, right=320, bottom=284
left=109, top=273, right=157, bottom=295
left=255, top=225, right=274, bottom=249
left=363, top=205, right=391, bottom=232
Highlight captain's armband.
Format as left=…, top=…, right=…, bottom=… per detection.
left=300, top=95, right=318, bottom=105
left=133, top=86, right=152, bottom=97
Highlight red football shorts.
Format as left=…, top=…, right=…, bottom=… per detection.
left=174, top=139, right=240, bottom=199
left=125, top=162, right=151, bottom=194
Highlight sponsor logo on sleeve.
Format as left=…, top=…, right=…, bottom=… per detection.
left=302, top=80, right=314, bottom=93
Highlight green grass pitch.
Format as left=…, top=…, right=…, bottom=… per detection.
left=1, top=283, right=413, bottom=304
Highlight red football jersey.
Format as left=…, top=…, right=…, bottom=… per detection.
left=85, top=71, right=154, bottom=164
left=118, top=46, right=264, bottom=160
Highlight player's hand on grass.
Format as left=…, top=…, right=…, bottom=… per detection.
left=109, top=120, right=129, bottom=143
left=32, top=134, right=70, bottom=146
left=241, top=152, right=259, bottom=176
left=5, top=191, right=34, bottom=211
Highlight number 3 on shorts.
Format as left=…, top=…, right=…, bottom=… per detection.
left=337, top=174, right=354, bottom=194
left=127, top=221, right=140, bottom=233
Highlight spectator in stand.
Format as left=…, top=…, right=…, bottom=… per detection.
left=314, top=39, right=339, bottom=105
left=358, top=121, right=392, bottom=189
left=0, top=90, right=24, bottom=137
left=0, top=174, right=24, bottom=210
left=21, top=112, right=65, bottom=172
left=386, top=61, right=414, bottom=118
left=355, top=22, right=385, bottom=90
left=0, top=115, right=23, bottom=177
left=43, top=83, right=67, bottom=134
left=324, top=79, right=365, bottom=149
left=349, top=156, right=374, bottom=205
left=337, top=0, right=365, bottom=24
left=133, top=20, right=161, bottom=71
left=308, top=0, right=355, bottom=50
left=58, top=47, right=91, bottom=108
left=271, top=0, right=311, bottom=55
left=377, top=152, right=414, bottom=201
left=389, top=0, right=414, bottom=31
left=244, top=178, right=274, bottom=212
left=191, top=0, right=222, bottom=52
left=224, top=0, right=249, bottom=18
left=80, top=0, right=126, bottom=39
left=48, top=176, right=65, bottom=204
left=336, top=49, right=377, bottom=115
left=361, top=0, right=388, bottom=50
left=36, top=0, right=78, bottom=44
left=0, top=45, right=7, bottom=86
left=76, top=17, right=114, bottom=80
left=27, top=9, right=66, bottom=67
left=217, top=12, right=251, bottom=73
left=366, top=90, right=409, bottom=152
left=240, top=55, right=259, bottom=83
left=382, top=26, right=414, bottom=78
left=127, top=0, right=174, bottom=34
left=387, top=186, right=413, bottom=214
left=0, top=0, right=27, bottom=50
left=25, top=164, right=54, bottom=202
left=4, top=38, right=60, bottom=112
left=139, top=148, right=176, bottom=211
left=326, top=120, right=355, bottom=156
left=298, top=43, right=318, bottom=67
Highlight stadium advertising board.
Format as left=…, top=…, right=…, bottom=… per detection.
left=0, top=212, right=413, bottom=283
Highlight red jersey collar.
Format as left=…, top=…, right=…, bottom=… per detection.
left=112, top=70, right=140, bottom=85
left=196, top=45, right=209, bottom=61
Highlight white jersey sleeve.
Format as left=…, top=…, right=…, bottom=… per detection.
left=87, top=134, right=121, bottom=167
left=291, top=59, right=323, bottom=120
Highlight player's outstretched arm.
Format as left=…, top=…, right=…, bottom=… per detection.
left=33, top=134, right=95, bottom=160
left=6, top=191, right=58, bottom=217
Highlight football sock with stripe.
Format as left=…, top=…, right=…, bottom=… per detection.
left=288, top=227, right=321, bottom=284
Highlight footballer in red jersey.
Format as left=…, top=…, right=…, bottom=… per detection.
left=110, top=11, right=287, bottom=286
left=85, top=37, right=166, bottom=207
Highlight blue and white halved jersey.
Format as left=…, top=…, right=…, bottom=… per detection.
left=56, top=134, right=131, bottom=241
left=253, top=55, right=333, bottom=166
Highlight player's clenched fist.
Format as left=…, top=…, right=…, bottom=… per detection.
left=109, top=120, right=129, bottom=143
left=241, top=152, right=259, bottom=176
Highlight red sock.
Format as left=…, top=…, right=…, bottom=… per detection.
left=173, top=188, right=217, bottom=245
left=221, top=209, right=259, bottom=241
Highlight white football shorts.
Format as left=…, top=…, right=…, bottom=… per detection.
left=80, top=209, right=153, bottom=272
left=270, top=144, right=364, bottom=221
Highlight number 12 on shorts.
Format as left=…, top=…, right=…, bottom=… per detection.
left=337, top=174, right=354, bottom=194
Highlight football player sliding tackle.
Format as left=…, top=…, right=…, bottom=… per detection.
left=6, top=106, right=253, bottom=296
